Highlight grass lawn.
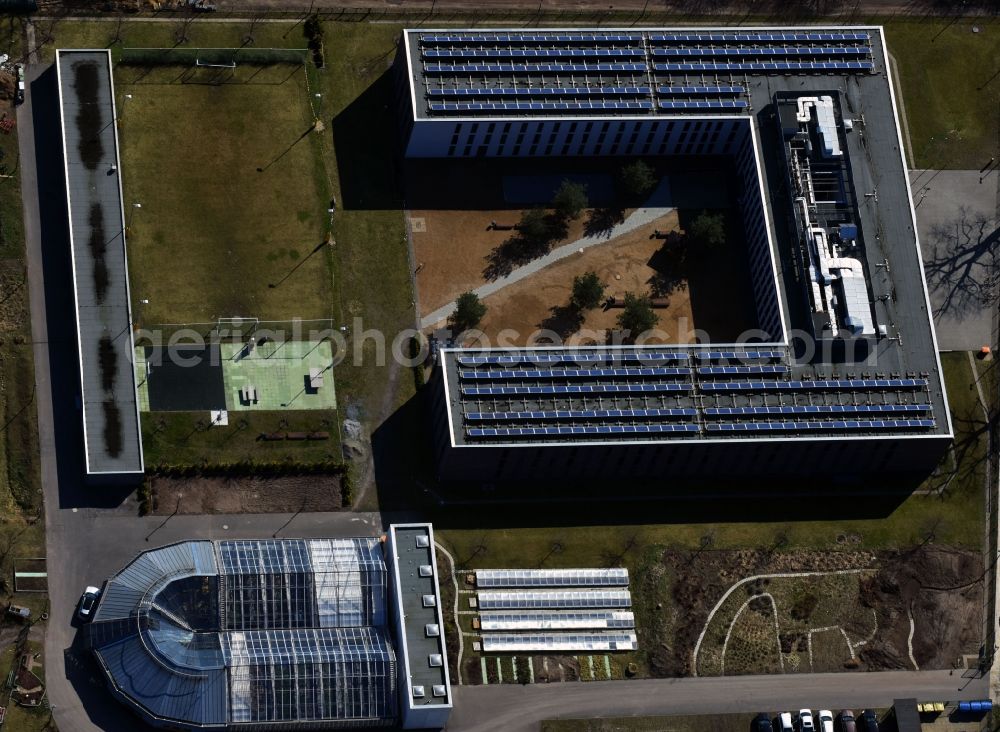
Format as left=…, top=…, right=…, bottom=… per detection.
left=140, top=410, right=342, bottom=467
left=436, top=351, right=988, bottom=562
left=885, top=19, right=1000, bottom=169
left=117, top=62, right=332, bottom=326
left=31, top=18, right=311, bottom=63
left=42, top=19, right=418, bottom=489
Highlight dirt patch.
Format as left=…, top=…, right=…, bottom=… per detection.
left=413, top=206, right=609, bottom=315
left=865, top=546, right=983, bottom=670
left=474, top=211, right=695, bottom=346
left=648, top=546, right=981, bottom=678
left=150, top=474, right=342, bottom=514
left=435, top=548, right=461, bottom=685
left=532, top=655, right=581, bottom=683
left=0, top=261, right=28, bottom=332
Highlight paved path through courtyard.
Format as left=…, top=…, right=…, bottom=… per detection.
left=419, top=178, right=675, bottom=330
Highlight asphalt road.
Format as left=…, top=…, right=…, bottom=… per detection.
left=449, top=670, right=989, bottom=732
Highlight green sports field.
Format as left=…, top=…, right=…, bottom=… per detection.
left=135, top=339, right=336, bottom=413
left=117, top=62, right=334, bottom=326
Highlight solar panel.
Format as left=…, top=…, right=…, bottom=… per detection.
left=480, top=631, right=638, bottom=653
left=658, top=100, right=748, bottom=110
left=479, top=610, right=635, bottom=631
left=657, top=85, right=744, bottom=95
left=464, top=408, right=698, bottom=421
left=699, top=378, right=929, bottom=392
left=477, top=590, right=632, bottom=610
left=648, top=31, right=869, bottom=42
left=466, top=424, right=700, bottom=438
left=705, top=419, right=936, bottom=432
left=423, top=48, right=646, bottom=59
left=424, top=63, right=648, bottom=74
left=427, top=86, right=652, bottom=97
left=653, top=61, right=874, bottom=73
left=651, top=46, right=869, bottom=58
left=697, top=365, right=789, bottom=375
left=429, top=99, right=654, bottom=113
left=458, top=367, right=691, bottom=380
left=455, top=351, right=690, bottom=366
left=462, top=383, right=694, bottom=396
left=694, top=350, right=784, bottom=361
left=476, top=568, right=629, bottom=588
left=420, top=33, right=644, bottom=45
left=704, top=404, right=932, bottom=417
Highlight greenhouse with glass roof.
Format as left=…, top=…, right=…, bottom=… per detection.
left=87, top=529, right=450, bottom=730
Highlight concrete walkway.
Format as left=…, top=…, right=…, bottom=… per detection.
left=419, top=177, right=675, bottom=330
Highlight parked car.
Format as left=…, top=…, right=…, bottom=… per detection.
left=5, top=604, right=30, bottom=621
left=818, top=710, right=834, bottom=732
left=778, top=712, right=794, bottom=732
left=753, top=713, right=773, bottom=732
left=15, top=64, right=23, bottom=105
left=77, top=586, right=101, bottom=621
left=838, top=710, right=857, bottom=732
left=799, top=710, right=815, bottom=732
left=859, top=710, right=879, bottom=732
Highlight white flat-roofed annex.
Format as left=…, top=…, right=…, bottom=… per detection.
left=55, top=49, right=143, bottom=476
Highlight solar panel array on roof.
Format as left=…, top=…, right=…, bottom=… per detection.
left=705, top=419, right=935, bottom=432
left=697, top=365, right=789, bottom=375
left=428, top=86, right=651, bottom=97
left=468, top=424, right=700, bottom=438
left=429, top=100, right=653, bottom=112
left=476, top=568, right=629, bottom=588
left=658, top=85, right=745, bottom=95
left=704, top=404, right=931, bottom=416
left=651, top=46, right=869, bottom=57
left=421, top=33, right=643, bottom=44
left=424, top=48, right=645, bottom=58
left=459, top=367, right=690, bottom=379
left=414, top=29, right=874, bottom=121
left=481, top=632, right=638, bottom=652
left=479, top=610, right=635, bottom=631
left=658, top=100, right=748, bottom=110
left=465, top=408, right=698, bottom=421
left=457, top=351, right=691, bottom=365
left=649, top=31, right=870, bottom=42
left=655, top=61, right=874, bottom=72
left=425, top=62, right=648, bottom=73
left=477, top=590, right=632, bottom=610
left=462, top=383, right=693, bottom=396
left=700, top=378, right=928, bottom=391
left=473, top=570, right=636, bottom=653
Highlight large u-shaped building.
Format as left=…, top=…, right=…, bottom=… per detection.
left=394, top=27, right=953, bottom=483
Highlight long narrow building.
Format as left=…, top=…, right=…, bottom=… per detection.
left=56, top=49, right=143, bottom=482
